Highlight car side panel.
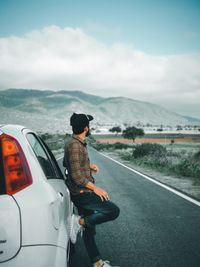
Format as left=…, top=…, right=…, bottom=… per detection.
left=0, top=245, right=67, bottom=267
left=0, top=195, right=21, bottom=263
left=47, top=179, right=73, bottom=247
left=13, top=181, right=63, bottom=247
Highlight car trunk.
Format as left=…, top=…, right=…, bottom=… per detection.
left=0, top=195, right=21, bottom=263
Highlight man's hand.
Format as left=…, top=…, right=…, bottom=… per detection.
left=90, top=163, right=99, bottom=173
left=85, top=182, right=109, bottom=201
left=93, top=186, right=109, bottom=201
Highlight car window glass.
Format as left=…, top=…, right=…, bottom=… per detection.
left=27, top=133, right=59, bottom=179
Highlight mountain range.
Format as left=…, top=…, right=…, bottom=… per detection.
left=0, top=88, right=199, bottom=133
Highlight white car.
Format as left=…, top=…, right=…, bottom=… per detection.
left=0, top=124, right=73, bottom=267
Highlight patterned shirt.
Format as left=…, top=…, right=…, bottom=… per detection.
left=63, top=135, right=94, bottom=195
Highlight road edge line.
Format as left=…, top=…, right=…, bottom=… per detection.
left=98, top=151, right=200, bottom=207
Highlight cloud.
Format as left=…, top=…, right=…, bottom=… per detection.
left=0, top=25, right=200, bottom=118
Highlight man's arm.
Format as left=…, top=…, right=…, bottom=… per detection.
left=90, top=163, right=99, bottom=173
left=85, top=182, right=109, bottom=201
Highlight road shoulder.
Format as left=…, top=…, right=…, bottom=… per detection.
left=100, top=150, right=200, bottom=201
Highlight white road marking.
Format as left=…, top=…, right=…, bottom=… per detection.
left=99, top=152, right=200, bottom=208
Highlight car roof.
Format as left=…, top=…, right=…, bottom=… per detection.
left=0, top=124, right=31, bottom=135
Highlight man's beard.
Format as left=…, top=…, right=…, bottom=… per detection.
left=86, top=128, right=90, bottom=137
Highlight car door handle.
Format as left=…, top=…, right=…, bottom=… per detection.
left=58, top=192, right=64, bottom=202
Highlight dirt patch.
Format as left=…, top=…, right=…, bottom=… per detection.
left=96, top=137, right=200, bottom=143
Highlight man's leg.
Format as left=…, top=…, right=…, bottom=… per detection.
left=74, top=192, right=120, bottom=228
left=72, top=193, right=120, bottom=266
left=77, top=206, right=102, bottom=264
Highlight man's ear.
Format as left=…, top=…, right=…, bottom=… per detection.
left=84, top=126, right=89, bottom=132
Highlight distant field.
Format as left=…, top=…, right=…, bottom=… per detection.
left=94, top=134, right=200, bottom=144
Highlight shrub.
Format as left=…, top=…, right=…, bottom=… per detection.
left=194, top=150, right=200, bottom=160
left=173, top=156, right=200, bottom=182
left=133, top=143, right=167, bottom=158
left=172, top=159, right=191, bottom=177
left=92, top=141, right=132, bottom=151
left=92, top=142, right=112, bottom=151
left=192, top=160, right=200, bottom=184
left=119, top=150, right=133, bottom=161
left=118, top=144, right=200, bottom=183
left=112, top=142, right=132, bottom=150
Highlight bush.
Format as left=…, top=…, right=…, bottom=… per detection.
left=93, top=140, right=200, bottom=184
left=92, top=141, right=132, bottom=151
left=133, top=143, right=167, bottom=158
left=119, top=150, right=133, bottom=161
left=173, top=151, right=200, bottom=183
left=112, top=142, right=132, bottom=150
left=92, top=142, right=112, bottom=151
left=171, top=159, right=191, bottom=177
left=194, top=150, right=200, bottom=160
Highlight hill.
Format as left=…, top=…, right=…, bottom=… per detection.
left=0, top=88, right=198, bottom=133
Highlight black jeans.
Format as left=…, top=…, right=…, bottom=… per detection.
left=71, top=192, right=120, bottom=263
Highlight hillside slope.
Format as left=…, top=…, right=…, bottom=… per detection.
left=0, top=88, right=196, bottom=132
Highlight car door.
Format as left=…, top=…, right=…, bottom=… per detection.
left=25, top=132, right=72, bottom=249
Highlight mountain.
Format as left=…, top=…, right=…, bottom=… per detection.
left=182, top=115, right=200, bottom=124
left=0, top=88, right=198, bottom=133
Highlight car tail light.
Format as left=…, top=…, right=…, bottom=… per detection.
left=0, top=134, right=32, bottom=195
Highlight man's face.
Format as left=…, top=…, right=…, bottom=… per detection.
left=85, top=125, right=90, bottom=137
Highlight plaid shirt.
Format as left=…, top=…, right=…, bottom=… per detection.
left=63, top=135, right=94, bottom=195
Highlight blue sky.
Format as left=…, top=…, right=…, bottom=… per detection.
left=0, top=0, right=200, bottom=55
left=0, top=0, right=200, bottom=118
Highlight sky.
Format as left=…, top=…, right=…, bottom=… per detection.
left=0, top=0, right=200, bottom=118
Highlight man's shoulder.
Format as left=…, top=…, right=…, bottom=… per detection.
left=65, top=137, right=82, bottom=149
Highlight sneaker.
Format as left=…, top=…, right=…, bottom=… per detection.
left=70, top=214, right=83, bottom=244
left=94, top=260, right=119, bottom=267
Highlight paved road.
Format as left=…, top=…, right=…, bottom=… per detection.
left=58, top=147, right=200, bottom=267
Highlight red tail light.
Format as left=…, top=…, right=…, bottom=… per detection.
left=1, top=134, right=32, bottom=195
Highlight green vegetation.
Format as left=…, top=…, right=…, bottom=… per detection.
left=92, top=141, right=200, bottom=185
left=109, top=126, right=122, bottom=135
left=92, top=142, right=132, bottom=151
left=122, top=126, right=144, bottom=142
left=132, top=143, right=167, bottom=158
left=39, top=131, right=200, bottom=185
left=39, top=132, right=71, bottom=158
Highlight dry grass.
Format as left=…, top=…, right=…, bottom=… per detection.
left=95, top=136, right=200, bottom=143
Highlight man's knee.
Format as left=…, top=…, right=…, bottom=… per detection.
left=113, top=205, right=120, bottom=219
left=108, top=203, right=120, bottom=220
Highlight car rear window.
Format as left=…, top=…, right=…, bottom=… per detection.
left=26, top=133, right=62, bottom=180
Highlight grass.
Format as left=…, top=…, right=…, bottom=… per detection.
left=39, top=133, right=200, bottom=185
left=92, top=141, right=200, bottom=185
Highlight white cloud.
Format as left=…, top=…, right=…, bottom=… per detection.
left=0, top=25, right=200, bottom=118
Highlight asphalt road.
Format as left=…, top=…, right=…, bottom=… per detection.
left=58, top=147, right=200, bottom=267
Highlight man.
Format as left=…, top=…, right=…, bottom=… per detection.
left=63, top=113, right=120, bottom=267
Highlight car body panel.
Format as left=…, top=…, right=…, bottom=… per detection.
left=0, top=246, right=66, bottom=267
left=0, top=195, right=21, bottom=262
left=0, top=125, right=72, bottom=267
